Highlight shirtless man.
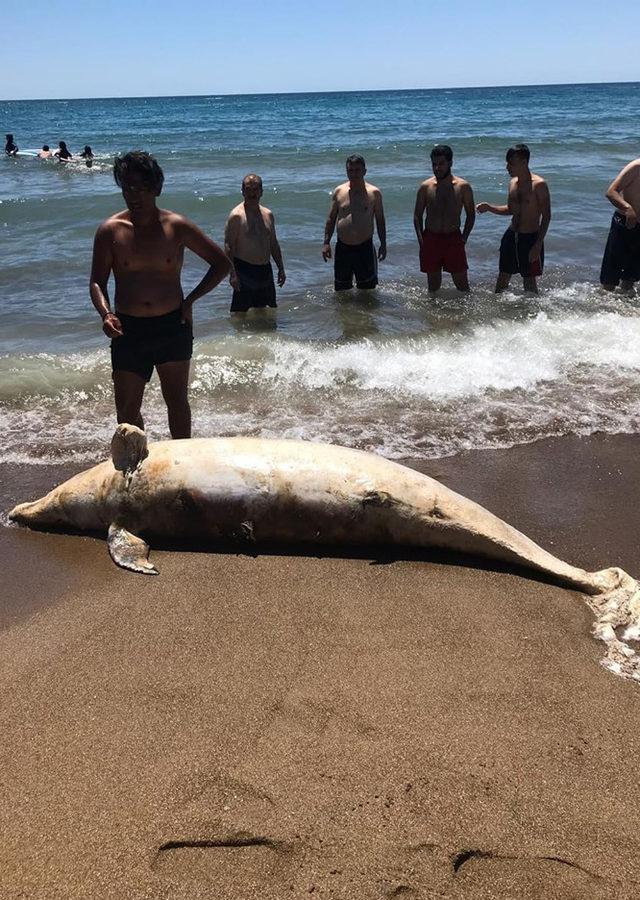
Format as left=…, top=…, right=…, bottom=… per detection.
left=413, top=145, right=475, bottom=292
left=90, top=151, right=229, bottom=438
left=322, top=155, right=386, bottom=291
left=600, top=158, right=640, bottom=292
left=224, top=174, right=285, bottom=314
left=476, top=143, right=551, bottom=294
left=38, top=145, right=52, bottom=159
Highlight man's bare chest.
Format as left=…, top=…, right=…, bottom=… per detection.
left=339, top=195, right=372, bottom=219
left=240, top=214, right=271, bottom=240
left=112, top=230, right=183, bottom=273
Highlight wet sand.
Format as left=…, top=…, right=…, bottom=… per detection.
left=1, top=434, right=639, bottom=899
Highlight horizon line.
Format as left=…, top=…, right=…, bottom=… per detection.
left=1, top=79, right=638, bottom=104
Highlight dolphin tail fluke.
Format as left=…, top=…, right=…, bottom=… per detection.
left=108, top=523, right=158, bottom=575
left=584, top=567, right=640, bottom=681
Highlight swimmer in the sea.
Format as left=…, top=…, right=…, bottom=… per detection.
left=38, top=145, right=52, bottom=159
left=80, top=145, right=94, bottom=167
left=54, top=141, right=73, bottom=161
left=5, top=134, right=18, bottom=156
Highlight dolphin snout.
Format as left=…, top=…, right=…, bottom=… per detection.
left=9, top=501, right=35, bottom=524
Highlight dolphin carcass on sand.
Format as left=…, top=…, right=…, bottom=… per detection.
left=9, top=424, right=640, bottom=681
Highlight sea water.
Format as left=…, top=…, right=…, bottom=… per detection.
left=1, top=84, right=639, bottom=463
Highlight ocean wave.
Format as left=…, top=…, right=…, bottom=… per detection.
left=1, top=303, right=639, bottom=463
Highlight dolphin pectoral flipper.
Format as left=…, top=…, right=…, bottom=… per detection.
left=108, top=523, right=158, bottom=575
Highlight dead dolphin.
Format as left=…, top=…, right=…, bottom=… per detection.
left=9, top=424, right=640, bottom=680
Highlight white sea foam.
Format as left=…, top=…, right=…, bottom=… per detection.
left=1, top=302, right=639, bottom=465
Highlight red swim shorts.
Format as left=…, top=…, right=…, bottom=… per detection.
left=420, top=230, right=468, bottom=274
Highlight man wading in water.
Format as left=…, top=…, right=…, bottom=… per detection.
left=322, top=154, right=386, bottom=291
left=224, top=173, right=286, bottom=316
left=90, top=151, right=229, bottom=438
left=476, top=143, right=551, bottom=294
left=599, top=157, right=640, bottom=293
left=413, top=144, right=475, bottom=293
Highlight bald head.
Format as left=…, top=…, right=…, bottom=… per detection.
left=242, top=173, right=263, bottom=196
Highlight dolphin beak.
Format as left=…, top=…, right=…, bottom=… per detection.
left=8, top=499, right=47, bottom=526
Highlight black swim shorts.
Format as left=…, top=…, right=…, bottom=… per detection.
left=111, top=308, right=193, bottom=382
left=600, top=212, right=640, bottom=286
left=334, top=238, right=378, bottom=291
left=231, top=257, right=277, bottom=312
left=499, top=228, right=544, bottom=278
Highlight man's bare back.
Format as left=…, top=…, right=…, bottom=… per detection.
left=333, top=180, right=382, bottom=245
left=415, top=175, right=472, bottom=234
left=225, top=201, right=275, bottom=265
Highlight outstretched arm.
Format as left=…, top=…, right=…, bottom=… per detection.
left=476, top=202, right=510, bottom=215
left=606, top=161, right=640, bottom=226
left=461, top=183, right=476, bottom=243
left=90, top=223, right=122, bottom=338
left=374, top=190, right=387, bottom=260
left=269, top=213, right=286, bottom=286
left=322, top=191, right=339, bottom=261
left=181, top=220, right=231, bottom=320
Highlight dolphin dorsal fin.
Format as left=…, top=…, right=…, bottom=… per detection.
left=111, top=424, right=149, bottom=480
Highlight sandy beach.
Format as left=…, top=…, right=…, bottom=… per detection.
left=1, top=433, right=639, bottom=899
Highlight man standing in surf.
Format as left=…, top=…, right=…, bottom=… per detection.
left=413, top=145, right=475, bottom=292
left=476, top=144, right=551, bottom=293
left=224, top=174, right=286, bottom=315
left=322, top=155, right=386, bottom=291
left=599, top=157, right=640, bottom=292
left=90, top=151, right=230, bottom=439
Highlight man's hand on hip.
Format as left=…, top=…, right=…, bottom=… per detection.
left=102, top=313, right=123, bottom=339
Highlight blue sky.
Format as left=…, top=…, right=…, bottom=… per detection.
left=3, top=0, right=639, bottom=100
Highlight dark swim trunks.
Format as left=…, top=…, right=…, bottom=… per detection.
left=231, top=257, right=277, bottom=312
left=334, top=238, right=378, bottom=290
left=499, top=228, right=544, bottom=278
left=110, top=308, right=193, bottom=382
left=420, top=230, right=468, bottom=274
left=600, top=212, right=640, bottom=286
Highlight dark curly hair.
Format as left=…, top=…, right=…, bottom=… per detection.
left=113, top=150, right=164, bottom=194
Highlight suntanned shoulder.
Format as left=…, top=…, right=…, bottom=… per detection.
left=96, top=212, right=128, bottom=234
left=228, top=203, right=244, bottom=219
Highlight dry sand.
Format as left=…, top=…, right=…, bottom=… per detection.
left=1, top=434, right=639, bottom=899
